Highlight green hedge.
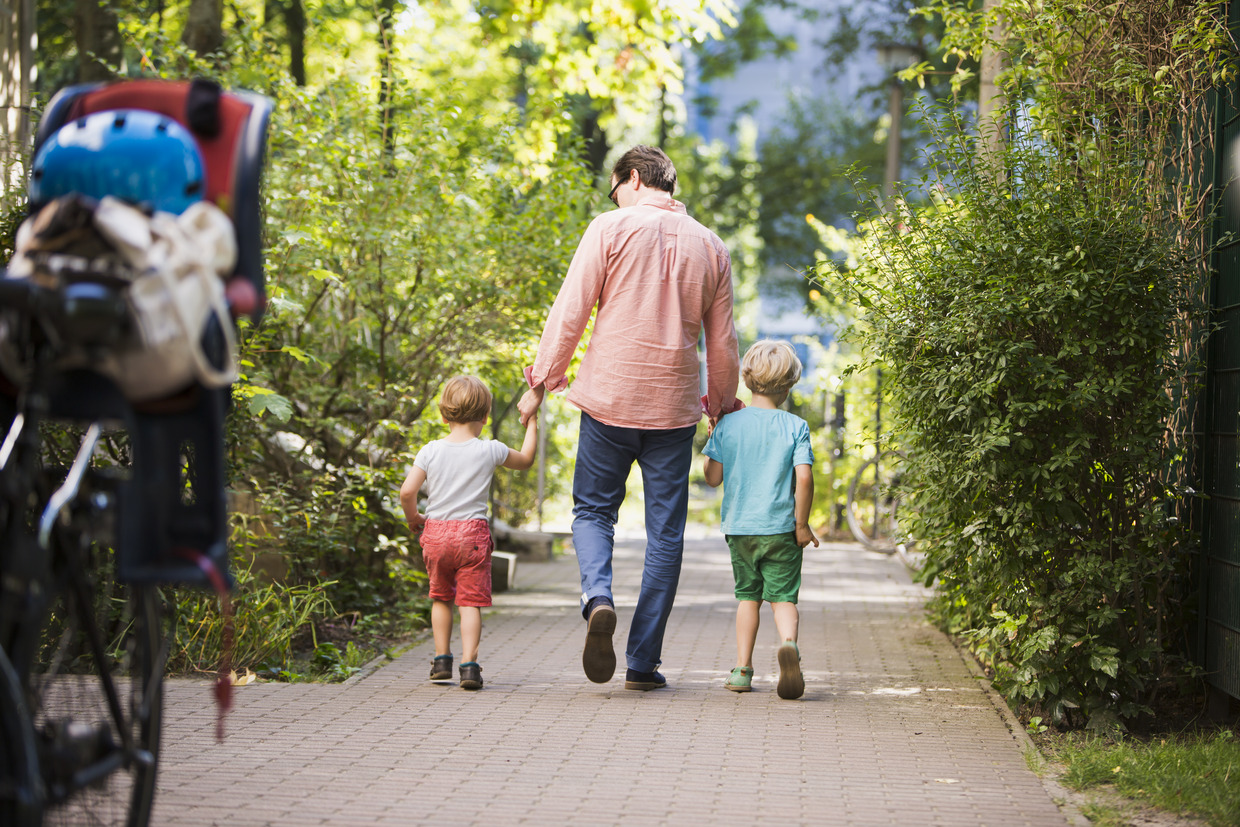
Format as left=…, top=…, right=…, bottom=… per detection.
left=838, top=121, right=1202, bottom=729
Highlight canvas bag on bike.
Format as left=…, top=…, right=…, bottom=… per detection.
left=2, top=195, right=239, bottom=401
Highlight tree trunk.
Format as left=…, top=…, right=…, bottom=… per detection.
left=2, top=0, right=36, bottom=204
left=182, top=0, right=224, bottom=56
left=286, top=0, right=306, bottom=86
left=978, top=0, right=1006, bottom=168
left=261, top=0, right=305, bottom=86
left=578, top=108, right=607, bottom=178
left=376, top=0, right=397, bottom=160
left=75, top=0, right=122, bottom=81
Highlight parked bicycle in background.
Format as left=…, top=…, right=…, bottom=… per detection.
left=845, top=449, right=916, bottom=562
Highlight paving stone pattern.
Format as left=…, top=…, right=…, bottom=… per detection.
left=154, top=537, right=1075, bottom=826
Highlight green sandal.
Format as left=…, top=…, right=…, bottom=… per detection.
left=725, top=666, right=754, bottom=692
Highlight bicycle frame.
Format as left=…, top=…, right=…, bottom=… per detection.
left=0, top=276, right=177, bottom=826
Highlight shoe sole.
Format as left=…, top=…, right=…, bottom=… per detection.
left=583, top=606, right=617, bottom=683
left=461, top=681, right=483, bottom=690
left=624, top=679, right=666, bottom=691
left=777, top=645, right=804, bottom=700
left=429, top=677, right=453, bottom=685
left=725, top=683, right=752, bottom=692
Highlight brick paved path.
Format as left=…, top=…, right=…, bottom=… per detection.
left=154, top=537, right=1079, bottom=826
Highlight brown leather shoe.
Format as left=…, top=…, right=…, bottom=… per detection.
left=459, top=662, right=483, bottom=690
left=429, top=654, right=453, bottom=683
left=624, top=669, right=667, bottom=690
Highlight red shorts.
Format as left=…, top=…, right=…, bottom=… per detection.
left=420, top=518, right=493, bottom=607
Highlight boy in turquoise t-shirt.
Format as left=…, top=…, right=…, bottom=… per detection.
left=702, top=340, right=818, bottom=699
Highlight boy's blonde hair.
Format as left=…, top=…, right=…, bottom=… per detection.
left=742, top=340, right=802, bottom=396
left=439, top=375, right=492, bottom=424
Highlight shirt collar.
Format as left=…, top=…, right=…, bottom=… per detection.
left=632, top=189, right=687, bottom=214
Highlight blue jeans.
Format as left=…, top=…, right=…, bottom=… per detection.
left=573, top=412, right=696, bottom=673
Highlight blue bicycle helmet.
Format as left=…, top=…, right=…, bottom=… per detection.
left=30, top=109, right=206, bottom=215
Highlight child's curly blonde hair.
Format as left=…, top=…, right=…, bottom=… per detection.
left=741, top=340, right=802, bottom=396
left=438, top=375, right=492, bottom=424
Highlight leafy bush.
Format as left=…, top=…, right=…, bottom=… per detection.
left=227, top=65, right=588, bottom=607
left=311, top=641, right=370, bottom=683
left=162, top=32, right=592, bottom=649
left=167, top=563, right=335, bottom=674
left=228, top=472, right=433, bottom=645
left=827, top=115, right=1202, bottom=729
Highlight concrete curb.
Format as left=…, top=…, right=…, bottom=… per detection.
left=340, top=640, right=419, bottom=687
left=950, top=636, right=1092, bottom=827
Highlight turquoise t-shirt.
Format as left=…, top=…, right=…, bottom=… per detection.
left=702, top=407, right=814, bottom=535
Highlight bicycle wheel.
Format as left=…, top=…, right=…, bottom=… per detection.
left=0, top=646, right=43, bottom=827
left=846, top=450, right=914, bottom=554
left=23, top=553, right=165, bottom=827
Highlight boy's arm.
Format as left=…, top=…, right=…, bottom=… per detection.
left=794, top=464, right=819, bottom=548
left=703, top=456, right=723, bottom=488
left=399, top=466, right=427, bottom=532
left=502, top=415, right=539, bottom=470
left=702, top=422, right=725, bottom=487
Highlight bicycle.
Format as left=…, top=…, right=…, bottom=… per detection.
left=845, top=449, right=915, bottom=556
left=0, top=407, right=167, bottom=827
left=0, top=79, right=270, bottom=827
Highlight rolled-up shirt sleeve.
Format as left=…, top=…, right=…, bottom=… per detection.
left=701, top=251, right=740, bottom=420
left=525, top=218, right=607, bottom=392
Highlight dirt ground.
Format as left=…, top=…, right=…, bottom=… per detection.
left=1056, top=781, right=1211, bottom=827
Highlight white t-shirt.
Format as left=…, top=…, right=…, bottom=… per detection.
left=413, top=438, right=511, bottom=521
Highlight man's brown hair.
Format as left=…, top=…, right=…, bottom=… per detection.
left=611, top=145, right=677, bottom=194
left=439, top=375, right=492, bottom=424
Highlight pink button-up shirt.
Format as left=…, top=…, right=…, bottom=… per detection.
left=527, top=190, right=740, bottom=430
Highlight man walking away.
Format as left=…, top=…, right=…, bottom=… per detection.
left=519, top=145, right=740, bottom=690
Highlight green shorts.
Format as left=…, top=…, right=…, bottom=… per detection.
left=726, top=532, right=803, bottom=604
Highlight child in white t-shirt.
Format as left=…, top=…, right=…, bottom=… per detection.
left=399, top=375, right=537, bottom=690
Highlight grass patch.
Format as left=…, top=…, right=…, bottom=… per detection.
left=167, top=562, right=430, bottom=683
left=258, top=640, right=379, bottom=683
left=1043, top=729, right=1239, bottom=827
left=1076, top=799, right=1132, bottom=827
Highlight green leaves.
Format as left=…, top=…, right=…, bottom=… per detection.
left=1089, top=649, right=1121, bottom=680
left=848, top=114, right=1201, bottom=729
left=243, top=388, right=294, bottom=422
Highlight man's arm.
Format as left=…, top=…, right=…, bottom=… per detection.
left=701, top=250, right=740, bottom=420
left=521, top=218, right=608, bottom=425
left=794, top=464, right=819, bottom=548
left=518, top=383, right=545, bottom=428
